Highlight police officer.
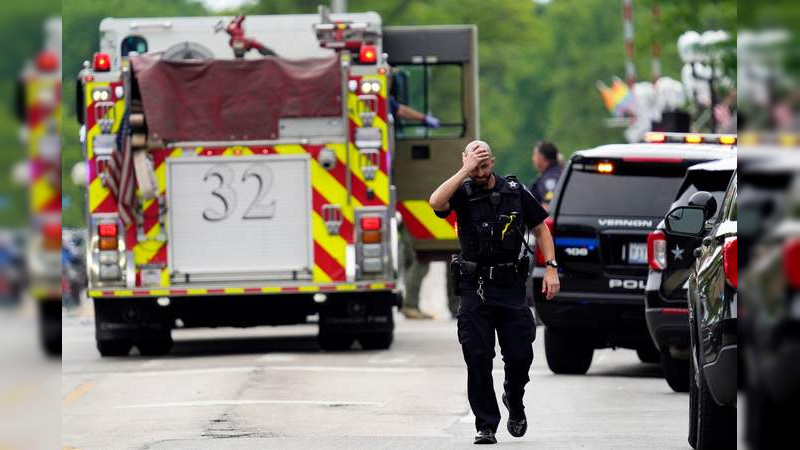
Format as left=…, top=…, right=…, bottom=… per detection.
left=429, top=140, right=560, bottom=444
left=529, top=141, right=563, bottom=210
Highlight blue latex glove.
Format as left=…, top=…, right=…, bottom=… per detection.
left=423, top=114, right=441, bottom=128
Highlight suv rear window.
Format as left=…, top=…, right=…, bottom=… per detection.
left=558, top=161, right=688, bottom=217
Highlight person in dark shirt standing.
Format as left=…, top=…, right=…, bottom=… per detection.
left=429, top=140, right=560, bottom=444
left=529, top=141, right=563, bottom=211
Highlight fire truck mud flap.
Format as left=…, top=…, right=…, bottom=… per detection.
left=317, top=291, right=397, bottom=351
left=94, top=298, right=173, bottom=357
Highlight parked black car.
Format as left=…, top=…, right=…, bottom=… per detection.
left=645, top=157, right=736, bottom=392
left=533, top=136, right=735, bottom=375
left=666, top=174, right=737, bottom=449
left=739, top=153, right=800, bottom=449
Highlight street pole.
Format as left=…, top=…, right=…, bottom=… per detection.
left=622, top=0, right=636, bottom=87
left=331, top=0, right=347, bottom=14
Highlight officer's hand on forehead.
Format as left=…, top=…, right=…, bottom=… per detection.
left=464, top=140, right=492, bottom=158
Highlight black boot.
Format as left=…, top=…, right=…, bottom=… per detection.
left=474, top=429, right=497, bottom=444
left=502, top=392, right=528, bottom=438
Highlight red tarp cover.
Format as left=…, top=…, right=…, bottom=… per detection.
left=130, top=54, right=342, bottom=142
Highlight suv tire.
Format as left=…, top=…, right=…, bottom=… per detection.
left=544, top=328, right=594, bottom=375
left=661, top=351, right=690, bottom=392
left=696, top=355, right=736, bottom=449
left=636, top=344, right=660, bottom=364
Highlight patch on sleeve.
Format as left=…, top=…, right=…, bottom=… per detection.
left=544, top=178, right=557, bottom=191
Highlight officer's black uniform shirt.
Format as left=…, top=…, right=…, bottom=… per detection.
left=434, top=173, right=548, bottom=239
left=529, top=163, right=562, bottom=204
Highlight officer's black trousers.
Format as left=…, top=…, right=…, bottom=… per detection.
left=456, top=283, right=536, bottom=433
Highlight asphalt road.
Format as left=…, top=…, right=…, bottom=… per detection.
left=62, top=303, right=691, bottom=449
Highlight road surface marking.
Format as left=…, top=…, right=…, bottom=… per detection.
left=368, top=353, right=412, bottom=364
left=264, top=365, right=424, bottom=373
left=116, top=399, right=384, bottom=409
left=94, top=365, right=426, bottom=378
left=255, top=354, right=298, bottom=362
left=139, top=360, right=162, bottom=369
left=62, top=383, right=93, bottom=408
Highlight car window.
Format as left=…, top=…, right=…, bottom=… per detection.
left=673, top=169, right=733, bottom=216
left=718, top=174, right=737, bottom=222
left=558, top=164, right=686, bottom=217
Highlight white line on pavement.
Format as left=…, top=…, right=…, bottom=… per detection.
left=266, top=365, right=425, bottom=373
left=139, top=360, right=162, bottom=369
left=255, top=354, right=299, bottom=362
left=91, top=365, right=427, bottom=378
left=115, top=399, right=384, bottom=409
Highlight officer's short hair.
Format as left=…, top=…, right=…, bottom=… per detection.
left=464, top=140, right=493, bottom=156
left=535, top=141, right=559, bottom=163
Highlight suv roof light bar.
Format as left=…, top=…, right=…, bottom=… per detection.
left=644, top=132, right=737, bottom=146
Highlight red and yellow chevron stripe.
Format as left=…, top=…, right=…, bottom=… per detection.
left=88, top=281, right=396, bottom=299
left=85, top=80, right=126, bottom=216
left=26, top=77, right=62, bottom=215
left=397, top=200, right=457, bottom=240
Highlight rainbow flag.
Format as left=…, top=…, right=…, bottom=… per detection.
left=597, top=77, right=634, bottom=117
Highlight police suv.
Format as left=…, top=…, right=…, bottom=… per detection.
left=532, top=132, right=736, bottom=375
left=646, top=156, right=736, bottom=392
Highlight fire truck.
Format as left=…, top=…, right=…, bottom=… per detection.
left=16, top=19, right=63, bottom=356
left=76, top=8, right=477, bottom=356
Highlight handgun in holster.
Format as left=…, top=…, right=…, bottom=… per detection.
left=449, top=254, right=477, bottom=297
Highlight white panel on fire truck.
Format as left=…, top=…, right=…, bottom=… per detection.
left=167, top=154, right=313, bottom=282
left=100, top=13, right=381, bottom=69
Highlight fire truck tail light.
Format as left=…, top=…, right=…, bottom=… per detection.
left=647, top=231, right=667, bottom=271
left=36, top=51, right=59, bottom=72
left=98, top=223, right=118, bottom=237
left=361, top=217, right=382, bottom=230
left=723, top=237, right=737, bottom=289
left=362, top=230, right=382, bottom=244
left=784, top=238, right=800, bottom=289
left=42, top=222, right=61, bottom=251
left=535, top=217, right=555, bottom=266
left=93, top=53, right=111, bottom=72
left=98, top=237, right=118, bottom=251
left=359, top=45, right=377, bottom=64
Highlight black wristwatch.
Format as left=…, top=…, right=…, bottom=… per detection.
left=545, top=260, right=558, bottom=269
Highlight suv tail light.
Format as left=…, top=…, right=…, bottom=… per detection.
left=535, top=217, right=555, bottom=266
left=98, top=222, right=119, bottom=251
left=647, top=230, right=667, bottom=271
left=785, top=238, right=800, bottom=289
left=723, top=237, right=737, bottom=288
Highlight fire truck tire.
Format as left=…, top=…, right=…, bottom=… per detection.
left=97, top=339, right=133, bottom=357
left=317, top=333, right=355, bottom=351
left=137, top=335, right=174, bottom=356
left=358, top=331, right=393, bottom=350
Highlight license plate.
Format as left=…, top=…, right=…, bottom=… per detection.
left=628, top=242, right=648, bottom=264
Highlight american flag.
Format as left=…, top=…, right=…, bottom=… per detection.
left=104, top=108, right=136, bottom=226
